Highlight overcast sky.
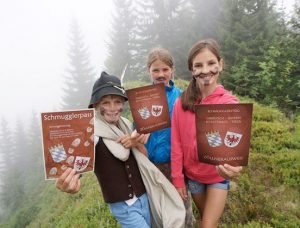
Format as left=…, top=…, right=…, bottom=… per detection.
left=0, top=0, right=113, bottom=124
left=0, top=0, right=297, bottom=126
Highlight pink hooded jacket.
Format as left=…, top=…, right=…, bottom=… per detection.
left=171, top=85, right=238, bottom=188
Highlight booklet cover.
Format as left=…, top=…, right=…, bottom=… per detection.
left=126, top=83, right=170, bottom=134
left=41, top=109, right=95, bottom=180
left=195, top=104, right=253, bottom=166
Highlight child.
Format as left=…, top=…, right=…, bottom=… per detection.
left=171, top=39, right=243, bottom=227
left=56, top=71, right=151, bottom=227
left=145, top=48, right=194, bottom=227
left=56, top=71, right=186, bottom=228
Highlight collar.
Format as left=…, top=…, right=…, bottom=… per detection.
left=165, top=80, right=174, bottom=92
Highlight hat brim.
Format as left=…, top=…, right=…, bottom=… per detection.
left=88, top=87, right=128, bottom=108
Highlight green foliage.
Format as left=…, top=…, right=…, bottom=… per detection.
left=217, top=98, right=300, bottom=226
left=0, top=174, right=119, bottom=228
left=173, top=78, right=189, bottom=91
left=103, top=0, right=299, bottom=113
left=221, top=151, right=300, bottom=226
left=256, top=44, right=298, bottom=112
left=250, top=102, right=300, bottom=153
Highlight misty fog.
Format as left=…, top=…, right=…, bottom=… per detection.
left=0, top=0, right=298, bottom=224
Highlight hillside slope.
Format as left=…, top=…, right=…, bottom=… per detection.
left=0, top=85, right=299, bottom=227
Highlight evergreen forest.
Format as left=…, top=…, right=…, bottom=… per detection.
left=0, top=0, right=299, bottom=227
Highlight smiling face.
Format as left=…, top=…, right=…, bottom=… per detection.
left=192, top=48, right=223, bottom=88
left=149, top=59, right=173, bottom=86
left=95, top=95, right=125, bottom=124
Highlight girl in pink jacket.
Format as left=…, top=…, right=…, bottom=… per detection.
left=171, top=39, right=242, bottom=228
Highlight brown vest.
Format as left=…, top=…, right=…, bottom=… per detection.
left=94, top=137, right=146, bottom=203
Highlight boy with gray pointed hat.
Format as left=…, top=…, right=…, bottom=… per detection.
left=56, top=71, right=151, bottom=227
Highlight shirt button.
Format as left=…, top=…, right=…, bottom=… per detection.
left=128, top=174, right=132, bottom=178
left=129, top=194, right=132, bottom=197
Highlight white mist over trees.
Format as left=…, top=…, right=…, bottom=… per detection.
left=104, top=0, right=299, bottom=113
left=0, top=0, right=299, bottom=224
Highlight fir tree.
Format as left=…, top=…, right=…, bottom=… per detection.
left=0, top=118, right=25, bottom=217
left=104, top=0, right=136, bottom=81
left=133, top=0, right=190, bottom=78
left=61, top=19, right=95, bottom=110
left=219, top=0, right=283, bottom=99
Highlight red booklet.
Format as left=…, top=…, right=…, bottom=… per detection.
left=41, top=109, right=95, bottom=180
left=195, top=104, right=253, bottom=166
left=126, top=83, right=171, bottom=134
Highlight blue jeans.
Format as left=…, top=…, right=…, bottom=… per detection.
left=108, top=193, right=151, bottom=228
left=188, top=179, right=230, bottom=194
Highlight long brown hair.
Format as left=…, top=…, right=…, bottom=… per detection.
left=181, top=39, right=222, bottom=112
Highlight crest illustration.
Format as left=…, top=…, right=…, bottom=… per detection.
left=205, top=131, right=222, bottom=147
left=151, top=105, right=163, bottom=117
left=74, top=156, right=90, bottom=172
left=224, top=131, right=242, bottom=148
left=49, top=144, right=67, bottom=163
left=138, top=107, right=151, bottom=119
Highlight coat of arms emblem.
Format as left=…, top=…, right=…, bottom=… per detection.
left=74, top=156, right=90, bottom=172
left=138, top=107, right=151, bottom=119
left=49, top=144, right=67, bottom=163
left=205, top=131, right=222, bottom=147
left=224, top=131, right=242, bottom=148
left=151, top=105, right=163, bottom=117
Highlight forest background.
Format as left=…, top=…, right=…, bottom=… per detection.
left=0, top=0, right=299, bottom=227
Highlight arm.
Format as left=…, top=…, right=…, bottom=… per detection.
left=116, top=130, right=149, bottom=156
left=171, top=100, right=187, bottom=200
left=55, top=168, right=81, bottom=194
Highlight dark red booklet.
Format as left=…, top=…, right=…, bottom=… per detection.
left=126, top=83, right=170, bottom=134
left=195, top=104, right=253, bottom=166
left=41, top=109, right=95, bottom=180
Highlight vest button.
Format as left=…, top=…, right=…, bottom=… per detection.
left=128, top=174, right=132, bottom=178
left=129, top=194, right=132, bottom=197
left=126, top=165, right=130, bottom=169
left=128, top=184, right=131, bottom=188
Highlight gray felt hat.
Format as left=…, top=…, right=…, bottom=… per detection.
left=88, top=71, right=127, bottom=108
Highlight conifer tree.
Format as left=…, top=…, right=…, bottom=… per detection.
left=24, top=111, right=44, bottom=190
left=104, top=0, right=136, bottom=81
left=188, top=0, right=222, bottom=41
left=0, top=118, right=24, bottom=217
left=219, top=0, right=282, bottom=99
left=0, top=118, right=13, bottom=218
left=61, top=19, right=95, bottom=110
left=133, top=0, right=190, bottom=78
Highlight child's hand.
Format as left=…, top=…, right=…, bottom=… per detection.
left=116, top=134, right=137, bottom=149
left=176, top=187, right=188, bottom=201
left=216, top=164, right=242, bottom=180
left=116, top=130, right=150, bottom=149
left=55, top=168, right=81, bottom=194
left=131, top=130, right=150, bottom=144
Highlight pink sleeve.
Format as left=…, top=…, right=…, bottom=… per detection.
left=171, top=99, right=186, bottom=188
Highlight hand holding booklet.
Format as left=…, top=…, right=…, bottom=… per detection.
left=41, top=109, right=95, bottom=180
